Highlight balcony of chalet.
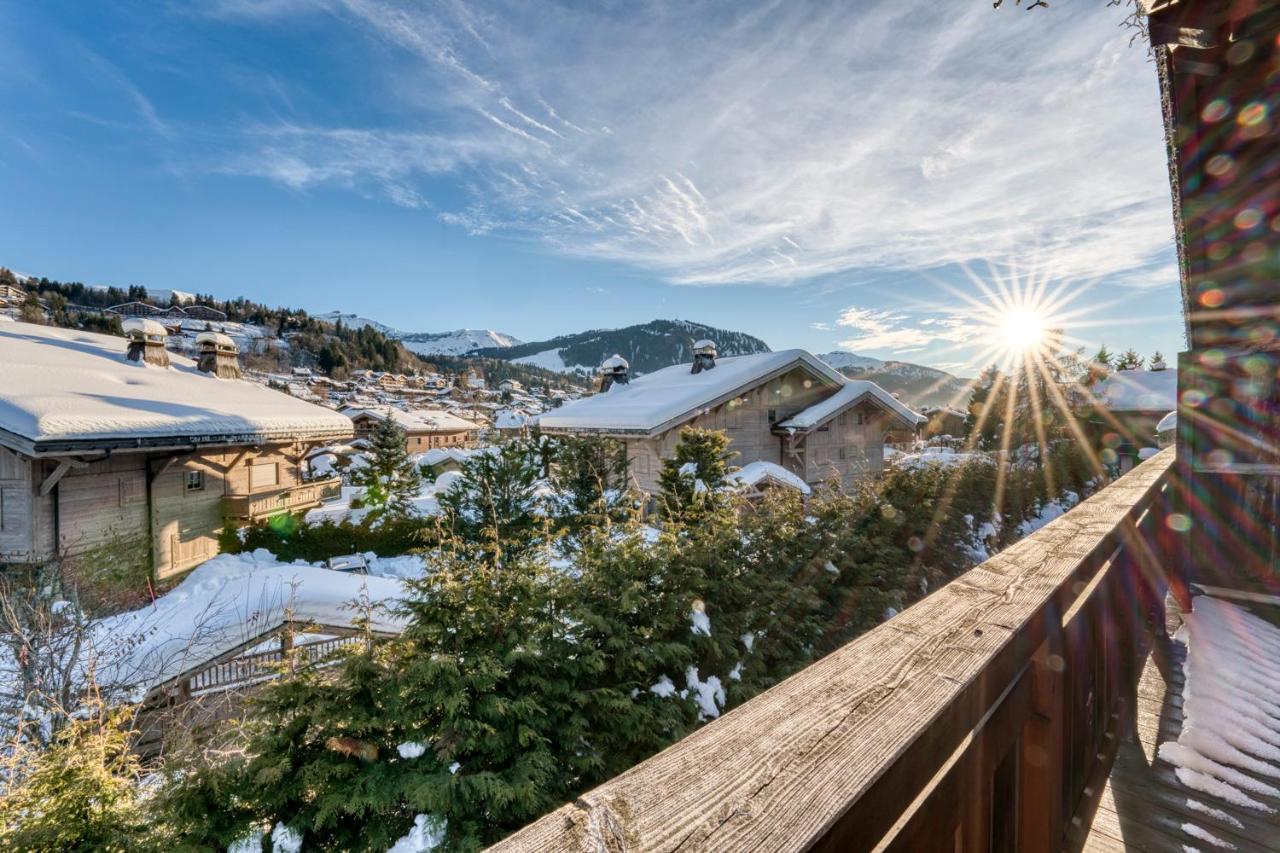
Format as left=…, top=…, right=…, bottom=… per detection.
left=221, top=475, right=343, bottom=523
left=492, top=2, right=1280, bottom=850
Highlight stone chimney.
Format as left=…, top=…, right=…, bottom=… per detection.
left=691, top=339, right=717, bottom=374
left=196, top=330, right=242, bottom=379
left=599, top=354, right=630, bottom=392
left=123, top=317, right=170, bottom=368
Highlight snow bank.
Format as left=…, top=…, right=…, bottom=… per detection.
left=891, top=446, right=993, bottom=470
left=90, top=550, right=408, bottom=697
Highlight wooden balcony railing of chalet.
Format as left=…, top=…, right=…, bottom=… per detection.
left=221, top=475, right=343, bottom=521
left=494, top=448, right=1179, bottom=852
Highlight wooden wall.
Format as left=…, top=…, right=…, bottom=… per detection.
left=0, top=446, right=40, bottom=561
left=0, top=443, right=313, bottom=583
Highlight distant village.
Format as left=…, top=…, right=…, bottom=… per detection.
left=0, top=268, right=1178, bottom=587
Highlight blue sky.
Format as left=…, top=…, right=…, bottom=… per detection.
left=0, top=0, right=1185, bottom=373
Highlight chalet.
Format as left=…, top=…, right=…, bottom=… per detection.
left=0, top=320, right=352, bottom=581
left=342, top=407, right=479, bottom=452
left=920, top=405, right=967, bottom=439
left=1079, top=366, right=1178, bottom=471
left=0, top=282, right=27, bottom=309
left=493, top=409, right=530, bottom=438
left=536, top=343, right=922, bottom=492
left=106, top=301, right=228, bottom=322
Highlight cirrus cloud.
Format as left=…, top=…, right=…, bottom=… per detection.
left=208, top=0, right=1175, bottom=289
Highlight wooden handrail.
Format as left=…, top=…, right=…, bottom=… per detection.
left=492, top=448, right=1177, bottom=852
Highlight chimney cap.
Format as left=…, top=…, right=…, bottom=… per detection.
left=600, top=354, right=629, bottom=371
left=692, top=339, right=716, bottom=353
left=122, top=317, right=168, bottom=339
left=196, top=330, right=236, bottom=349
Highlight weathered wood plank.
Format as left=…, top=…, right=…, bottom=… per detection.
left=492, top=450, right=1175, bottom=852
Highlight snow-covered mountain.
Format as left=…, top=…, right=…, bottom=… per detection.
left=818, top=351, right=886, bottom=371
left=820, top=351, right=973, bottom=409
left=312, top=311, right=403, bottom=338
left=312, top=312, right=523, bottom=356
left=474, top=320, right=770, bottom=376
left=399, top=329, right=523, bottom=357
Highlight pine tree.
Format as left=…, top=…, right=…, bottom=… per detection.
left=0, top=706, right=157, bottom=852
left=964, top=366, right=1003, bottom=450
left=435, top=439, right=545, bottom=564
left=1149, top=350, right=1168, bottom=370
left=657, top=429, right=736, bottom=523
left=350, top=413, right=422, bottom=523
left=545, top=435, right=631, bottom=534
left=1116, top=348, right=1144, bottom=371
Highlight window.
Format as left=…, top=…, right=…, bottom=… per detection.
left=839, top=447, right=847, bottom=460
left=839, top=413, right=847, bottom=427
left=250, top=462, right=279, bottom=490
left=185, top=470, right=205, bottom=492
left=767, top=408, right=777, bottom=423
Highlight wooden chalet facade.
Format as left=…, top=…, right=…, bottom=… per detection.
left=343, top=406, right=479, bottom=452
left=537, top=347, right=922, bottom=493
left=497, top=2, right=1280, bottom=851
left=0, top=322, right=351, bottom=581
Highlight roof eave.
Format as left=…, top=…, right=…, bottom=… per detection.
left=6, top=426, right=355, bottom=459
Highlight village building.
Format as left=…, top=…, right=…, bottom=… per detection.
left=0, top=281, right=27, bottom=310
left=0, top=320, right=352, bottom=581
left=920, top=406, right=967, bottom=440
left=1079, top=365, right=1178, bottom=471
left=493, top=409, right=530, bottom=439
left=342, top=406, right=480, bottom=452
left=536, top=344, right=922, bottom=493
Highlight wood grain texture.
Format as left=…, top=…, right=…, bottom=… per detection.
left=491, top=449, right=1176, bottom=853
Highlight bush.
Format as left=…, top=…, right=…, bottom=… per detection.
left=221, top=516, right=430, bottom=563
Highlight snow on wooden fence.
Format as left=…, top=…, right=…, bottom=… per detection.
left=492, top=448, right=1179, bottom=852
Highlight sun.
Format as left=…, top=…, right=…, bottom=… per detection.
left=999, top=307, right=1047, bottom=354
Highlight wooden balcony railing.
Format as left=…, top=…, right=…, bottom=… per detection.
left=493, top=448, right=1178, bottom=852
left=222, top=476, right=343, bottom=521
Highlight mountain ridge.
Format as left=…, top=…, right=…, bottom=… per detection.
left=473, top=319, right=772, bottom=376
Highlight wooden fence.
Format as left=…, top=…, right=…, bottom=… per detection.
left=492, top=448, right=1178, bottom=852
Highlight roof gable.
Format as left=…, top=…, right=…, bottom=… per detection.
left=775, top=380, right=924, bottom=433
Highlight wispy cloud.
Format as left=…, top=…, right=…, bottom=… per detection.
left=211, top=0, right=1174, bottom=288
left=833, top=305, right=979, bottom=354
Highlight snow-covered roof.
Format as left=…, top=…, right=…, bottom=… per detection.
left=343, top=406, right=479, bottom=433
left=90, top=549, right=413, bottom=696
left=1156, top=410, right=1177, bottom=433
left=775, top=380, right=923, bottom=432
left=0, top=321, right=354, bottom=453
left=537, top=350, right=846, bottom=436
left=726, top=461, right=811, bottom=495
left=1091, top=369, right=1178, bottom=413
left=495, top=409, right=528, bottom=429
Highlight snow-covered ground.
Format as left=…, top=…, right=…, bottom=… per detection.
left=890, top=445, right=993, bottom=469
left=30, top=550, right=423, bottom=701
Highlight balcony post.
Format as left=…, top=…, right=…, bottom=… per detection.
left=1018, top=631, right=1065, bottom=853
